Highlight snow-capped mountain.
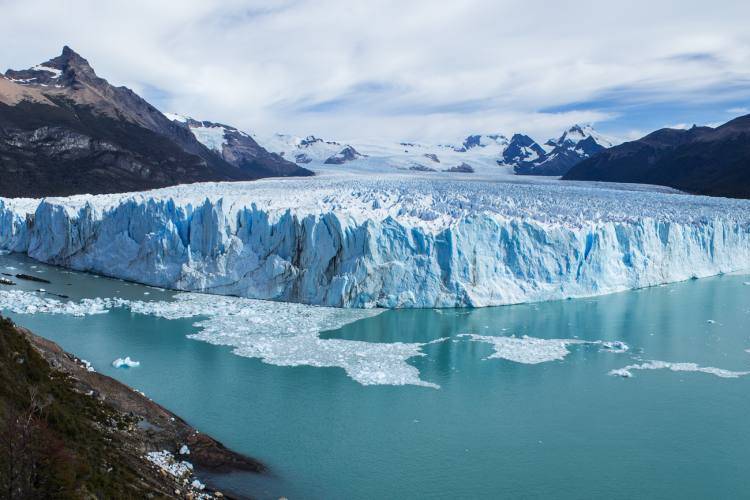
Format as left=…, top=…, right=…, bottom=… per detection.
left=253, top=124, right=613, bottom=178
left=511, top=125, right=615, bottom=176
left=163, top=114, right=312, bottom=177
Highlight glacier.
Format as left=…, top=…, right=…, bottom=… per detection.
left=1, top=175, right=750, bottom=308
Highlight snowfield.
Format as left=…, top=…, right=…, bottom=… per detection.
left=1, top=174, right=750, bottom=308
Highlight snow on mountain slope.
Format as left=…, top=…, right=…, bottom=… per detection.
left=1, top=175, right=748, bottom=308
left=162, top=113, right=312, bottom=178
left=253, top=124, right=614, bottom=178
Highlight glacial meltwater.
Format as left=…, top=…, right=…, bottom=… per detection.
left=1, top=251, right=749, bottom=499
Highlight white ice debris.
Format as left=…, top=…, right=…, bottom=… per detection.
left=0, top=290, right=113, bottom=316
left=0, top=289, right=438, bottom=387
left=191, top=479, right=205, bottom=490
left=179, top=445, right=190, bottom=455
left=145, top=450, right=193, bottom=478
left=460, top=334, right=630, bottom=364
left=112, top=356, right=140, bottom=368
left=80, top=359, right=95, bottom=372
left=2, top=176, right=749, bottom=309
left=609, top=361, right=750, bottom=379
left=128, top=293, right=438, bottom=387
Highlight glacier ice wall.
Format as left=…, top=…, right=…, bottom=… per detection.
left=1, top=178, right=750, bottom=308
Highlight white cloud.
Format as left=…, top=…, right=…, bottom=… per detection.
left=1, top=0, right=749, bottom=142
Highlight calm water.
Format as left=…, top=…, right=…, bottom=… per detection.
left=2, top=252, right=750, bottom=499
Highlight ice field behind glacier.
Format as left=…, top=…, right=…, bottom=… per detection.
left=1, top=172, right=750, bottom=308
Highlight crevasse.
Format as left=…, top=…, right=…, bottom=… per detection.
left=1, top=177, right=749, bottom=308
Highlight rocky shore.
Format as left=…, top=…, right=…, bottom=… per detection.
left=0, top=315, right=265, bottom=499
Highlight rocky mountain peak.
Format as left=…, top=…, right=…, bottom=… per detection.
left=4, top=46, right=98, bottom=87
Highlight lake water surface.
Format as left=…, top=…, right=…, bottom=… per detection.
left=1, top=252, right=749, bottom=499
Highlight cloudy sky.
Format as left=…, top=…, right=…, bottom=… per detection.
left=2, top=0, right=750, bottom=143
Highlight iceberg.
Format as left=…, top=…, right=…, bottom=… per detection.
left=1, top=176, right=750, bottom=308
left=112, top=356, right=140, bottom=368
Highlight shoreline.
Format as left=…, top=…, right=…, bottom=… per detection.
left=1, top=315, right=266, bottom=499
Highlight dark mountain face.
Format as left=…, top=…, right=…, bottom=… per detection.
left=0, top=47, right=310, bottom=198
left=324, top=145, right=363, bottom=164
left=563, top=118, right=750, bottom=198
left=501, top=134, right=547, bottom=165
left=513, top=126, right=610, bottom=176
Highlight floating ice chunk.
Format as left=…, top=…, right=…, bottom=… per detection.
left=597, top=340, right=629, bottom=353
left=112, top=356, right=140, bottom=368
left=609, top=360, right=750, bottom=379
left=706, top=319, right=716, bottom=324
left=608, top=368, right=633, bottom=378
left=461, top=334, right=629, bottom=364
left=461, top=334, right=588, bottom=364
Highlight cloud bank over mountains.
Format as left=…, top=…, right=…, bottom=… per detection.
left=2, top=0, right=749, bottom=142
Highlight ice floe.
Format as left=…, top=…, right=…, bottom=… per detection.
left=0, top=289, right=439, bottom=387
left=609, top=361, right=750, bottom=379
left=460, top=334, right=629, bottom=364
left=127, top=293, right=439, bottom=387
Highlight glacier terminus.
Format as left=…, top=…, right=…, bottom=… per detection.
left=2, top=173, right=749, bottom=308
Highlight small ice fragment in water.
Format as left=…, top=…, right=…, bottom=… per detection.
left=608, top=360, right=750, bottom=379
left=609, top=368, right=633, bottom=378
left=112, top=356, right=140, bottom=368
left=706, top=319, right=716, bottom=324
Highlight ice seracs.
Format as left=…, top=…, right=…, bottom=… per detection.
left=1, top=175, right=750, bottom=309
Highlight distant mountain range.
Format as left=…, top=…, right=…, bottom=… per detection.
left=255, top=124, right=614, bottom=176
left=564, top=116, right=750, bottom=198
left=3, top=47, right=748, bottom=200
left=0, top=47, right=310, bottom=197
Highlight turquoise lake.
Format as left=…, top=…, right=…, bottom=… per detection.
left=1, top=252, right=749, bottom=499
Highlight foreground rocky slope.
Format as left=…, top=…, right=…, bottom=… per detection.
left=2, top=176, right=749, bottom=308
left=0, top=316, right=263, bottom=498
left=564, top=115, right=750, bottom=198
left=0, top=47, right=308, bottom=198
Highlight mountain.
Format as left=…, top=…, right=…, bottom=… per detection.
left=563, top=117, right=750, bottom=198
left=500, top=134, right=548, bottom=166
left=163, top=114, right=312, bottom=178
left=455, top=134, right=509, bottom=152
left=0, top=46, right=308, bottom=198
left=324, top=145, right=365, bottom=164
left=512, top=125, right=614, bottom=175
